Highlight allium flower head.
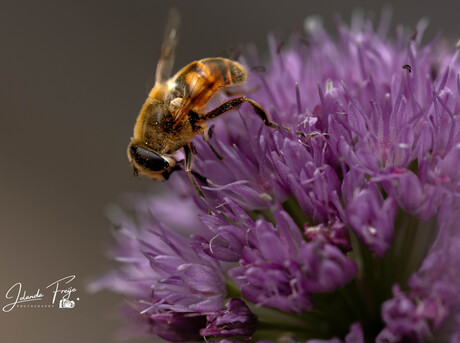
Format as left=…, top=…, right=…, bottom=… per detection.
left=93, top=11, right=460, bottom=343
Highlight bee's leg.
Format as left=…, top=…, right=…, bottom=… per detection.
left=207, top=124, right=215, bottom=138
left=202, top=96, right=279, bottom=128
left=184, top=144, right=205, bottom=199
left=202, top=97, right=306, bottom=138
left=189, top=141, right=197, bottom=155
left=195, top=124, right=223, bottom=160
left=202, top=125, right=223, bottom=160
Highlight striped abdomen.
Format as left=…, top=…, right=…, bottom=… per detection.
left=169, top=58, right=247, bottom=110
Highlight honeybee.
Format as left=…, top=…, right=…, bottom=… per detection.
left=127, top=9, right=278, bottom=197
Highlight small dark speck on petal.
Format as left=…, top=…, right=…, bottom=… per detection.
left=403, top=64, right=412, bottom=73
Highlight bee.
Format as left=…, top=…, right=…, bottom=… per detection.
left=127, top=9, right=278, bottom=197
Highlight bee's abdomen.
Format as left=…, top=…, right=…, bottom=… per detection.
left=201, top=58, right=247, bottom=85
left=171, top=58, right=247, bottom=99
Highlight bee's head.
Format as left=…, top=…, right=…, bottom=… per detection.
left=127, top=143, right=177, bottom=181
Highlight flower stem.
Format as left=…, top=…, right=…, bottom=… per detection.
left=282, top=196, right=310, bottom=231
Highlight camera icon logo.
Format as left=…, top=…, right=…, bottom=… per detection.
left=59, top=299, right=75, bottom=309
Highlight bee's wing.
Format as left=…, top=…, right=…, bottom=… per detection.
left=155, top=8, right=180, bottom=83
left=172, top=70, right=217, bottom=127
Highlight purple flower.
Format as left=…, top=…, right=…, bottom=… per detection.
left=229, top=210, right=357, bottom=314
left=147, top=311, right=207, bottom=342
left=89, top=191, right=227, bottom=339
left=304, top=218, right=352, bottom=253
left=200, top=298, right=257, bottom=337
left=307, top=323, right=364, bottom=343
left=377, top=285, right=431, bottom=343
left=94, top=11, right=460, bottom=343
left=346, top=185, right=396, bottom=257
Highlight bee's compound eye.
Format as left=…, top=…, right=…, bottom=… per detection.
left=129, top=146, right=170, bottom=171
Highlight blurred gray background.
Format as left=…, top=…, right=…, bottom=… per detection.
left=1, top=0, right=459, bottom=342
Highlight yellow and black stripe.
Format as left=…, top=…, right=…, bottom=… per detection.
left=171, top=58, right=247, bottom=101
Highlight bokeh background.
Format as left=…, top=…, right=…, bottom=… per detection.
left=1, top=0, right=459, bottom=342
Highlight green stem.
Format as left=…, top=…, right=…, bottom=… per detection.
left=282, top=196, right=310, bottom=230
left=225, top=278, right=241, bottom=299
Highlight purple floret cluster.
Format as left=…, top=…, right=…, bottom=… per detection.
left=93, top=12, right=460, bottom=343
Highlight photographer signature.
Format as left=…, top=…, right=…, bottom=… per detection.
left=2, top=275, right=78, bottom=312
